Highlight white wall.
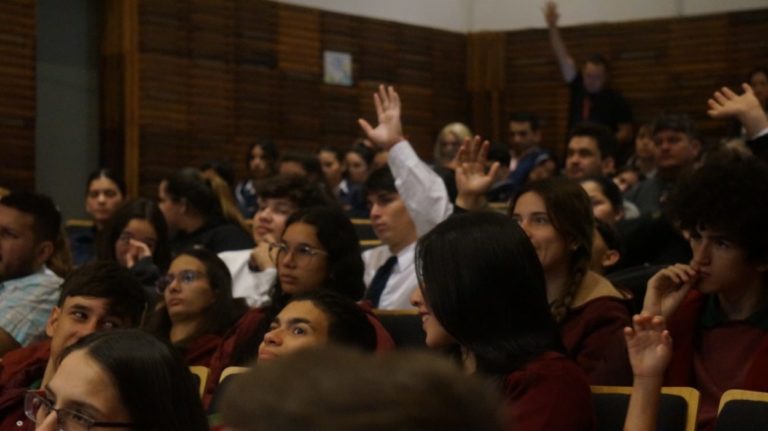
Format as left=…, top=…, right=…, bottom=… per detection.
left=271, top=0, right=768, bottom=33
left=270, top=0, right=471, bottom=32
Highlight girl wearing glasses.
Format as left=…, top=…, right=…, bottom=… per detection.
left=26, top=329, right=208, bottom=431
left=146, top=248, right=248, bottom=366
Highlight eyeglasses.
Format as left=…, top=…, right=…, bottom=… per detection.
left=155, top=269, right=206, bottom=294
left=269, top=242, right=328, bottom=266
left=25, top=390, right=135, bottom=431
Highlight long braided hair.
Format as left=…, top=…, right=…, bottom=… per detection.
left=511, top=178, right=594, bottom=323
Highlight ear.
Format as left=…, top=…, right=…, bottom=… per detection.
left=601, top=156, right=616, bottom=176
left=34, top=240, right=55, bottom=268
left=45, top=306, right=62, bottom=338
left=601, top=250, right=621, bottom=269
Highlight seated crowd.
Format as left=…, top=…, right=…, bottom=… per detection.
left=2, top=6, right=768, bottom=429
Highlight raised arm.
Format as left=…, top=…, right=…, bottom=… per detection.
left=623, top=313, right=673, bottom=431
left=359, top=85, right=452, bottom=235
left=708, top=83, right=768, bottom=139
left=544, top=1, right=577, bottom=83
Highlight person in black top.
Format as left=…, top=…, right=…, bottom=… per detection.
left=544, top=1, right=633, bottom=155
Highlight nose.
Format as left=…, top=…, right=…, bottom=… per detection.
left=691, top=240, right=711, bottom=268
left=167, top=276, right=182, bottom=293
left=263, top=328, right=282, bottom=346
left=410, top=288, right=424, bottom=308
left=369, top=203, right=382, bottom=219
left=518, top=220, right=533, bottom=238
left=97, top=193, right=106, bottom=203
left=36, top=410, right=58, bottom=431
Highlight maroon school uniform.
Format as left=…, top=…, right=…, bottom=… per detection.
left=560, top=271, right=633, bottom=385
left=665, top=290, right=768, bottom=431
left=502, top=351, right=596, bottom=431
left=0, top=341, right=51, bottom=431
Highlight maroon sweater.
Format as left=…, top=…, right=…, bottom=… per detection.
left=666, top=290, right=768, bottom=431
left=0, top=341, right=51, bottom=431
left=502, top=351, right=596, bottom=431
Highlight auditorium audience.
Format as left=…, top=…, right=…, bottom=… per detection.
left=0, top=192, right=64, bottom=357
left=69, top=169, right=126, bottom=266
left=411, top=211, right=594, bottom=431
left=0, top=261, right=147, bottom=430
left=218, top=175, right=334, bottom=308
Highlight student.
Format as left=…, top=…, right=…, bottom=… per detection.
left=411, top=211, right=594, bottom=431
left=146, top=248, right=247, bottom=366
left=69, top=169, right=127, bottom=266
left=27, top=329, right=208, bottom=431
left=358, top=85, right=453, bottom=310
left=159, top=167, right=254, bottom=254
left=203, top=207, right=394, bottom=406
left=642, top=156, right=768, bottom=431
left=580, top=175, right=626, bottom=225
left=0, top=261, right=147, bottom=430
left=218, top=175, right=333, bottom=307
left=257, top=289, right=377, bottom=361
left=235, top=140, right=279, bottom=218
left=97, top=198, right=171, bottom=303
left=345, top=140, right=376, bottom=187
left=511, top=177, right=632, bottom=384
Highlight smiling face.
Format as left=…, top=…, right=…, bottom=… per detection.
left=410, top=287, right=455, bottom=349
left=38, top=350, right=132, bottom=430
left=511, top=192, right=570, bottom=275
left=86, top=177, right=124, bottom=228
left=46, top=296, right=133, bottom=371
left=257, top=300, right=330, bottom=361
left=277, top=222, right=329, bottom=295
left=162, top=255, right=215, bottom=324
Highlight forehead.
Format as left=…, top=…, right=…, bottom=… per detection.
left=50, top=350, right=122, bottom=413
left=654, top=129, right=690, bottom=142
left=569, top=136, right=599, bottom=153
left=583, top=62, right=607, bottom=75
left=259, top=197, right=296, bottom=208
left=0, top=205, right=35, bottom=231
left=514, top=191, right=547, bottom=213
left=509, top=121, right=533, bottom=132
left=89, top=176, right=119, bottom=192
left=580, top=181, right=605, bottom=197
left=283, top=222, right=320, bottom=245
left=279, top=300, right=329, bottom=326
left=170, top=254, right=205, bottom=271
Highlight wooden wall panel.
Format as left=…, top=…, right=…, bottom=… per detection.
left=128, top=0, right=468, bottom=197
left=0, top=0, right=36, bottom=191
left=496, top=8, right=768, bottom=160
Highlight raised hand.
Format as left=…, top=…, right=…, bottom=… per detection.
left=707, top=83, right=768, bottom=138
left=358, top=85, right=405, bottom=151
left=624, top=313, right=672, bottom=379
left=543, top=1, right=560, bottom=28
left=455, top=136, right=499, bottom=210
left=643, top=264, right=697, bottom=318
left=123, top=239, right=153, bottom=269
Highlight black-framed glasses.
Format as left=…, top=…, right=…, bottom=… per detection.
left=155, top=269, right=207, bottom=294
left=269, top=242, right=328, bottom=266
left=25, top=390, right=135, bottom=431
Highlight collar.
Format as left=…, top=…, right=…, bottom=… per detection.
left=700, top=294, right=768, bottom=330
left=571, top=271, right=629, bottom=309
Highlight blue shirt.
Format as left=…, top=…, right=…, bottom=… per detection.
left=0, top=266, right=62, bottom=346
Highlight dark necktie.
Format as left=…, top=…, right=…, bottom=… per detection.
left=365, top=256, right=398, bottom=307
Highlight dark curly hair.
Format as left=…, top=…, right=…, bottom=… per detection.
left=668, top=155, right=768, bottom=263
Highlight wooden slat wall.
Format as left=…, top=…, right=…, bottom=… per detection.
left=0, top=0, right=36, bottom=191
left=490, top=8, right=768, bottom=159
left=132, top=0, right=468, bottom=198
